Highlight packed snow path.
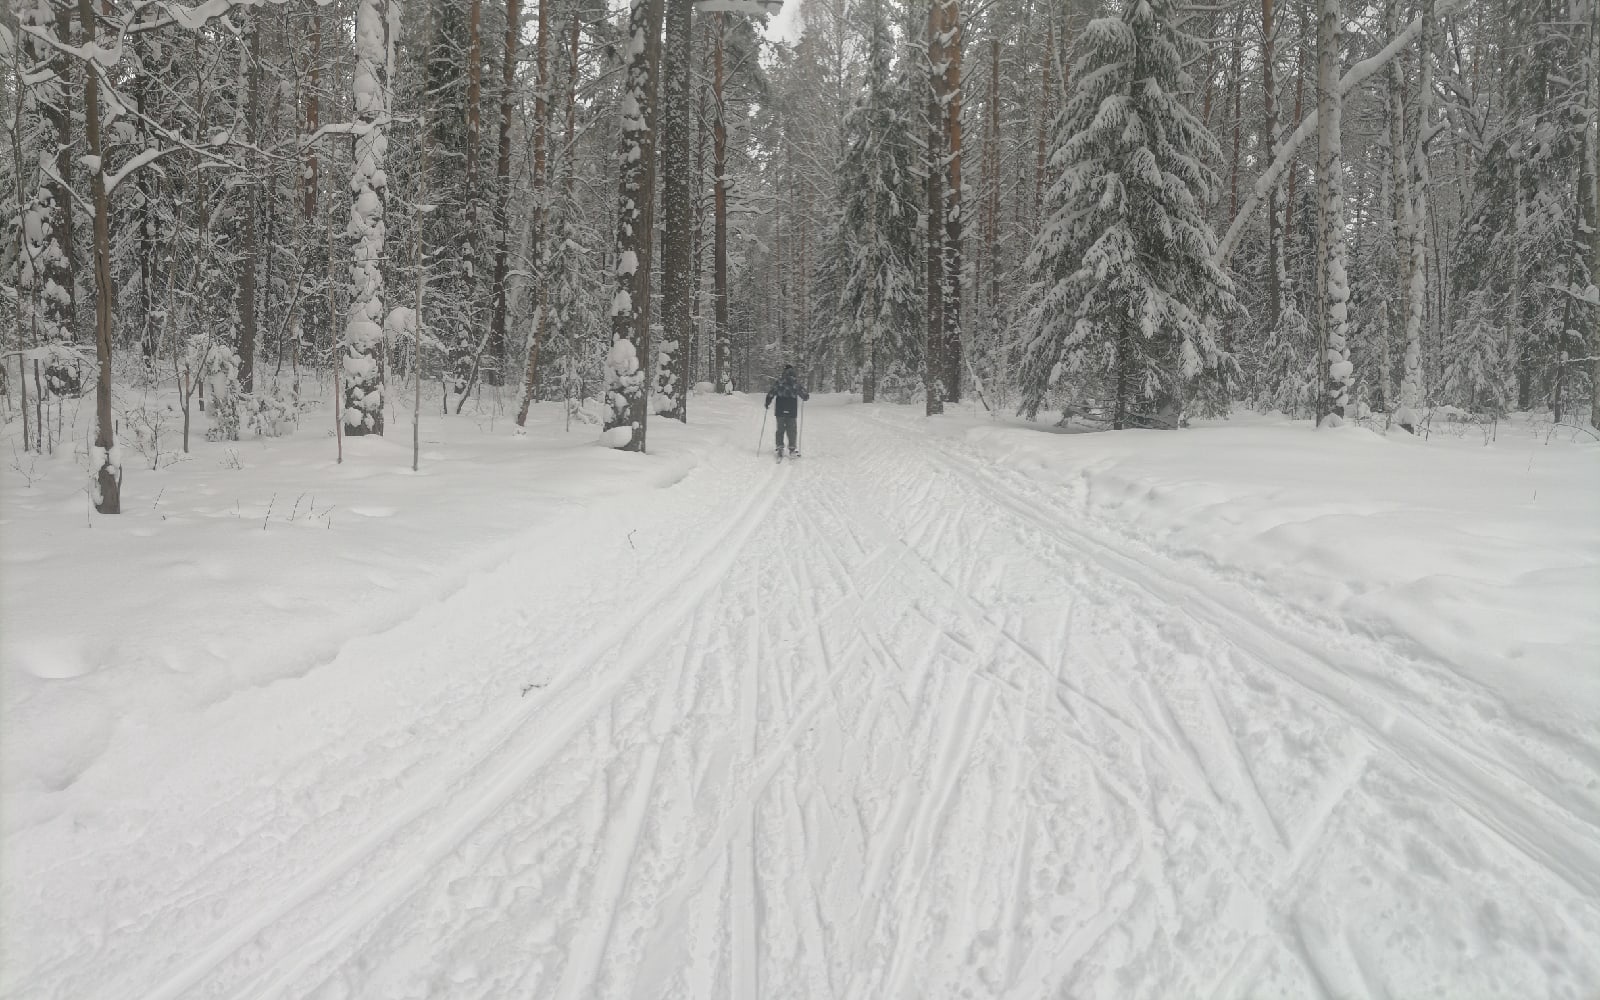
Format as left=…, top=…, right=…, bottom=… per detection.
left=7, top=398, right=1598, bottom=999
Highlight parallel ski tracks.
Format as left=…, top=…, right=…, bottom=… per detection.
left=145, top=465, right=792, bottom=1000
left=869, top=414, right=1600, bottom=903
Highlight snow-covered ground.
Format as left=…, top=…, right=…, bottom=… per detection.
left=2, top=388, right=1597, bottom=999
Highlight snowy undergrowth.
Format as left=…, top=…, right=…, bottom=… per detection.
left=884, top=403, right=1600, bottom=732
left=0, top=384, right=748, bottom=833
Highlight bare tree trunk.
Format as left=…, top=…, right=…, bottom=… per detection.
left=941, top=0, right=963, bottom=403
left=713, top=13, right=732, bottom=394
left=77, top=0, right=118, bottom=511
left=657, top=0, right=694, bottom=421
left=515, top=0, right=552, bottom=429
left=1262, top=0, right=1283, bottom=330
left=497, top=0, right=526, bottom=418
left=238, top=11, right=262, bottom=394
left=692, top=27, right=709, bottom=387
left=925, top=1, right=945, bottom=416
left=1588, top=0, right=1600, bottom=430
left=466, top=0, right=493, bottom=381
left=987, top=36, right=1000, bottom=313
left=1035, top=17, right=1052, bottom=226
left=134, top=21, right=158, bottom=373
left=1286, top=22, right=1306, bottom=248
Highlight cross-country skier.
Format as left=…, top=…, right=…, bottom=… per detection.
left=764, top=365, right=810, bottom=460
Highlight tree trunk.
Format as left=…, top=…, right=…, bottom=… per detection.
left=499, top=0, right=526, bottom=419
left=238, top=12, right=262, bottom=394
left=925, top=1, right=946, bottom=416
left=344, top=0, right=389, bottom=436
left=1396, top=0, right=1432, bottom=432
left=941, top=0, right=963, bottom=403
left=1035, top=17, right=1052, bottom=226
left=77, top=0, right=118, bottom=511
left=1315, top=0, right=1351, bottom=425
left=1262, top=0, right=1283, bottom=330
left=1386, top=0, right=1407, bottom=419
left=603, top=0, right=665, bottom=451
left=1588, top=0, right=1600, bottom=430
left=1286, top=23, right=1306, bottom=248
left=987, top=35, right=1000, bottom=313
left=713, top=13, right=732, bottom=394
left=515, top=0, right=555, bottom=428
left=466, top=0, right=492, bottom=381
left=134, top=22, right=159, bottom=372
left=658, top=0, right=694, bottom=421
left=692, top=25, right=709, bottom=387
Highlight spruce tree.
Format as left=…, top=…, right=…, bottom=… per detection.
left=1017, top=0, right=1238, bottom=428
left=833, top=0, right=923, bottom=403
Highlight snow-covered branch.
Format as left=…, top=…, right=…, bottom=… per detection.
left=1214, top=0, right=1462, bottom=268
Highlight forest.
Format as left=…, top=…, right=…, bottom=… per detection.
left=4, top=3, right=1600, bottom=995
left=3, top=0, right=1597, bottom=512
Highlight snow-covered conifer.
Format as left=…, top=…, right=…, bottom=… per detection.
left=1017, top=0, right=1238, bottom=429
left=834, top=0, right=923, bottom=403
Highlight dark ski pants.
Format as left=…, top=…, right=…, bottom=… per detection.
left=775, top=414, right=798, bottom=452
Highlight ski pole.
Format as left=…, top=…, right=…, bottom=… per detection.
left=798, top=399, right=805, bottom=454
left=757, top=404, right=768, bottom=456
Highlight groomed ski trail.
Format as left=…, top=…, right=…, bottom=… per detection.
left=10, top=398, right=1597, bottom=1000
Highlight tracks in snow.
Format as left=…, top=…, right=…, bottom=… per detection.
left=63, top=403, right=1600, bottom=1000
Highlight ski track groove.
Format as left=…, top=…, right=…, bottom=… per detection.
left=888, top=418, right=1600, bottom=901
left=69, top=403, right=1593, bottom=1000
left=155, top=464, right=790, bottom=1000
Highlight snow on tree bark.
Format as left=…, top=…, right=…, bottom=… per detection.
left=1315, top=0, right=1352, bottom=426
left=343, top=0, right=390, bottom=437
left=604, top=0, right=665, bottom=452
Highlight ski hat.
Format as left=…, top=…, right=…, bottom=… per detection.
left=783, top=365, right=796, bottom=374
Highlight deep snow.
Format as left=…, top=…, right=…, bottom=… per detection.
left=2, top=388, right=1597, bottom=999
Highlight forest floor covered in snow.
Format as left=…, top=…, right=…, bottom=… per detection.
left=2, top=386, right=1598, bottom=999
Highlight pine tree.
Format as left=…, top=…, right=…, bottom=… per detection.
left=1017, top=0, right=1238, bottom=429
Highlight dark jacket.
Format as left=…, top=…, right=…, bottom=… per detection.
left=765, top=373, right=809, bottom=417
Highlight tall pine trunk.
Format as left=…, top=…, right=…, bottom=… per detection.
left=925, top=1, right=945, bottom=415
left=238, top=12, right=262, bottom=394
left=1262, top=0, right=1283, bottom=331
left=941, top=0, right=963, bottom=403
left=713, top=14, right=732, bottom=393
left=657, top=0, right=694, bottom=421
left=494, top=0, right=523, bottom=408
